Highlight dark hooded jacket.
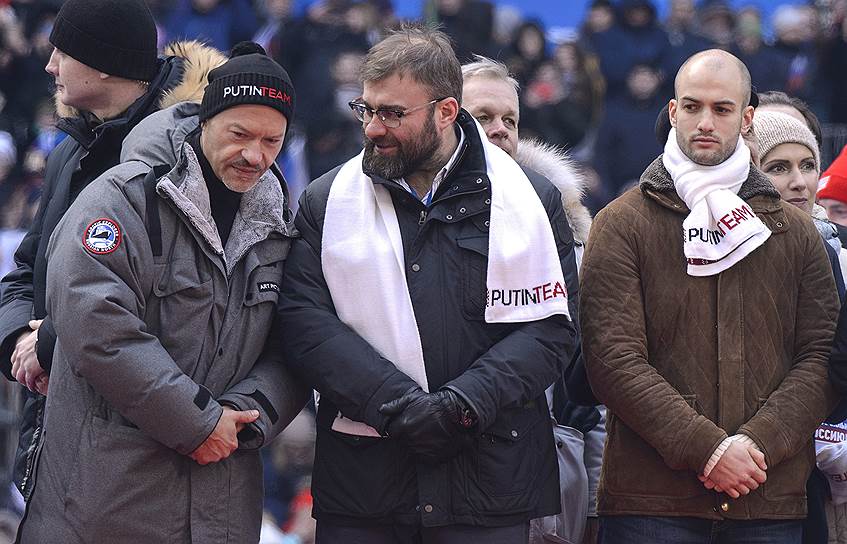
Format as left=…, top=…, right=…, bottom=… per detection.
left=276, top=110, right=579, bottom=527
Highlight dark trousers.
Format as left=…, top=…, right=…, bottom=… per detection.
left=599, top=516, right=802, bottom=544
left=315, top=521, right=530, bottom=544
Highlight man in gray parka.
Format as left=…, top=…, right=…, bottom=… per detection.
left=16, top=43, right=307, bottom=543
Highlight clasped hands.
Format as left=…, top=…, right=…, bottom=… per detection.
left=698, top=441, right=767, bottom=499
left=379, top=386, right=474, bottom=464
left=189, top=406, right=259, bottom=465
left=12, top=321, right=259, bottom=467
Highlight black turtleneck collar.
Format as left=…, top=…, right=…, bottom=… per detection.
left=187, top=128, right=242, bottom=247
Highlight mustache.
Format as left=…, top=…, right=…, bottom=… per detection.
left=363, top=128, right=399, bottom=148
left=231, top=159, right=262, bottom=172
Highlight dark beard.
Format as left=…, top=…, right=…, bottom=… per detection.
left=362, top=113, right=441, bottom=180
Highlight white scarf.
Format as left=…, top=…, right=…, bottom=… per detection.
left=320, top=119, right=569, bottom=436
left=663, top=128, right=770, bottom=276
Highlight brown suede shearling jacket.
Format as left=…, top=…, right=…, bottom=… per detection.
left=580, top=156, right=839, bottom=520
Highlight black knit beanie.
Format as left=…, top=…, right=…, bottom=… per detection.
left=199, top=42, right=296, bottom=124
left=49, top=0, right=158, bottom=82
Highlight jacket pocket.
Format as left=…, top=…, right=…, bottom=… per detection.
left=152, top=260, right=213, bottom=297
left=311, top=427, right=416, bottom=517
left=456, top=235, right=488, bottom=321
left=64, top=415, right=189, bottom=541
left=149, top=261, right=214, bottom=370
left=602, top=412, right=704, bottom=499
left=475, top=406, right=542, bottom=498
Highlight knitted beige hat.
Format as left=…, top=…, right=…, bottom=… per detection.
left=754, top=110, right=820, bottom=170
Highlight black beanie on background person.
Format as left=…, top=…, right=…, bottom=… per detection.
left=199, top=42, right=296, bottom=124
left=49, top=0, right=158, bottom=82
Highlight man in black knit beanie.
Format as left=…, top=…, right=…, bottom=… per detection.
left=15, top=41, right=307, bottom=543
left=0, top=0, right=230, bottom=507
left=48, top=0, right=159, bottom=83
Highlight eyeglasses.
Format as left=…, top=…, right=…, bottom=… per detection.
left=348, top=97, right=448, bottom=128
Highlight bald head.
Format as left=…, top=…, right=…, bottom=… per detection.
left=669, top=49, right=754, bottom=165
left=675, top=49, right=751, bottom=107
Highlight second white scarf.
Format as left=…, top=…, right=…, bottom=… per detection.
left=663, top=128, right=770, bottom=276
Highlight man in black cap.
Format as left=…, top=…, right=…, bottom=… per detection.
left=15, top=43, right=307, bottom=543
left=0, top=0, right=227, bottom=501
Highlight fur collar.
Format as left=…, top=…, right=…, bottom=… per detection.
left=157, top=144, right=290, bottom=275
left=640, top=156, right=780, bottom=202
left=515, top=139, right=593, bottom=244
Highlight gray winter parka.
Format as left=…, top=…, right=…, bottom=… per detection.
left=16, top=102, right=307, bottom=543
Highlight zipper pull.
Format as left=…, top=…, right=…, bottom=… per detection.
left=419, top=210, right=427, bottom=225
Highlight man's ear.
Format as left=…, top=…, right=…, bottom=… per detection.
left=668, top=99, right=677, bottom=128
left=741, top=104, right=754, bottom=134
left=438, top=97, right=460, bottom=129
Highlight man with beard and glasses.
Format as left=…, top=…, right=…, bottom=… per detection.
left=580, top=49, right=838, bottom=543
left=274, top=25, right=579, bottom=544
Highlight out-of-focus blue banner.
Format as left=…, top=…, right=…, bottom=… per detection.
left=389, top=0, right=811, bottom=31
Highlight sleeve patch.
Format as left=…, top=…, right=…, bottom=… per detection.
left=83, top=218, right=122, bottom=255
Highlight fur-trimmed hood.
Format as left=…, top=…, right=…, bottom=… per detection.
left=515, top=139, right=593, bottom=244
left=55, top=40, right=227, bottom=119
left=158, top=41, right=227, bottom=109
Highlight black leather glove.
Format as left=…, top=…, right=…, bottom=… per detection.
left=379, top=387, right=475, bottom=464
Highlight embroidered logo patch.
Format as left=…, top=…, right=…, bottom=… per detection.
left=257, top=281, right=280, bottom=293
left=83, top=218, right=121, bottom=255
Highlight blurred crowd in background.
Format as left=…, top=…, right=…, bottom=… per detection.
left=0, top=0, right=847, bottom=541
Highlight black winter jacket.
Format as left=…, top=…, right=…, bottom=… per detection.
left=277, top=110, right=579, bottom=527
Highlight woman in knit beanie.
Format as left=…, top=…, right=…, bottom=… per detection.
left=755, top=110, right=821, bottom=214
left=754, top=109, right=846, bottom=282
left=755, top=109, right=847, bottom=544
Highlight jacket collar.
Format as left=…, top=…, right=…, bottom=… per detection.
left=58, top=57, right=181, bottom=150
left=157, top=143, right=291, bottom=274
left=639, top=155, right=782, bottom=213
